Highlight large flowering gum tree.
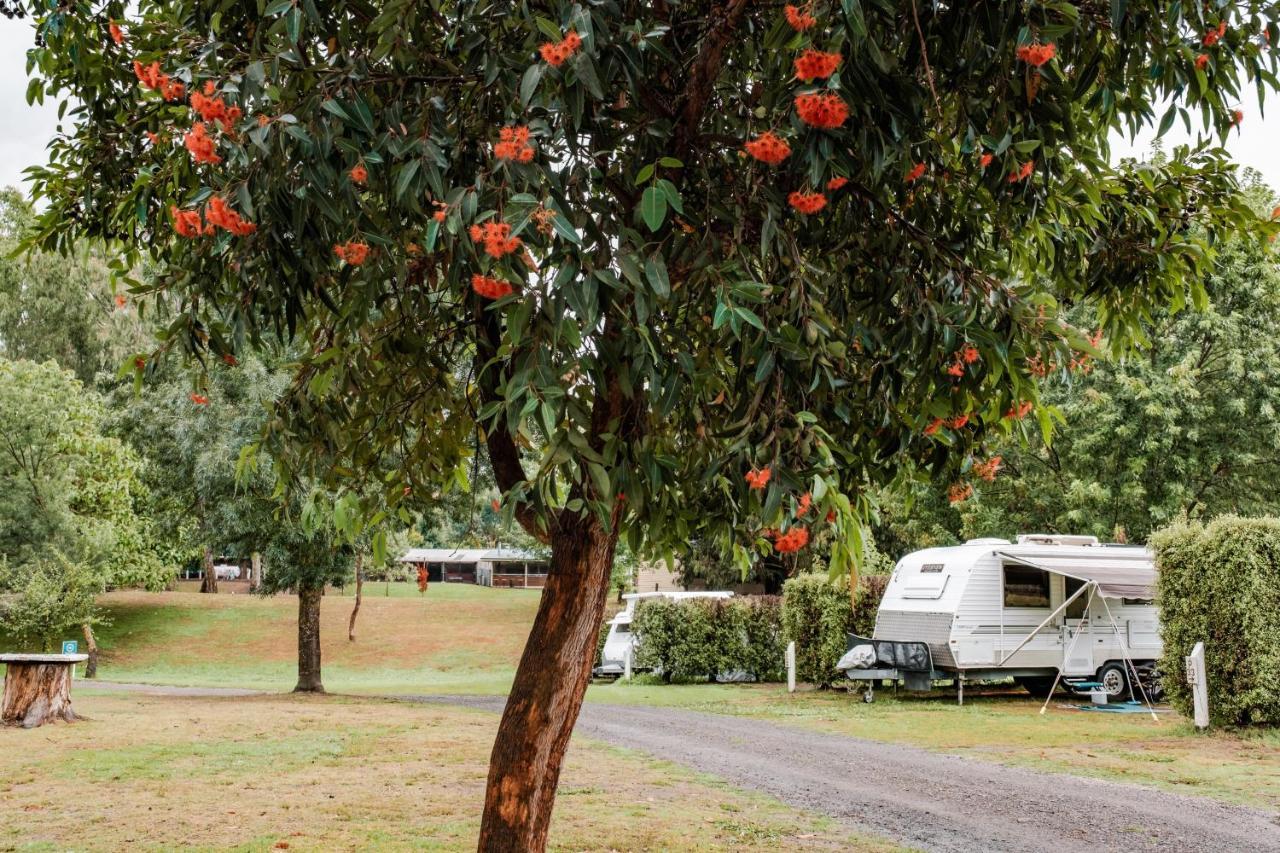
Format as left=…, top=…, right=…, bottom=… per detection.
left=21, top=0, right=1279, bottom=847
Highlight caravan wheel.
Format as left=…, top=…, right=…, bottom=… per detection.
left=1098, top=663, right=1130, bottom=699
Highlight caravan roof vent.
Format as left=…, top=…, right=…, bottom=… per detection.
left=1015, top=534, right=1100, bottom=547
left=965, top=537, right=1011, bottom=546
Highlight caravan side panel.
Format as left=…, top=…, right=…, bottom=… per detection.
left=873, top=610, right=956, bottom=668
left=873, top=547, right=968, bottom=669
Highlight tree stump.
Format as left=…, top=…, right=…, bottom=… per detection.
left=0, top=654, right=88, bottom=728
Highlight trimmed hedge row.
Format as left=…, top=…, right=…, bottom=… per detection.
left=1151, top=516, right=1280, bottom=726
left=781, top=573, right=889, bottom=686
left=631, top=596, right=785, bottom=682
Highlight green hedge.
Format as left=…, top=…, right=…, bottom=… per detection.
left=781, top=573, right=889, bottom=686
left=1151, top=516, right=1280, bottom=726
left=631, top=596, right=785, bottom=682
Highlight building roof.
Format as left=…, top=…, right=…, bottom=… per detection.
left=398, top=547, right=542, bottom=564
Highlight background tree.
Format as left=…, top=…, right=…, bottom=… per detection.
left=23, top=1, right=1278, bottom=848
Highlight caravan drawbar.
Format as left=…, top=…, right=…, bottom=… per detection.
left=840, top=534, right=1162, bottom=702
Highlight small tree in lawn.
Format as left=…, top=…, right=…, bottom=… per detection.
left=21, top=2, right=1279, bottom=848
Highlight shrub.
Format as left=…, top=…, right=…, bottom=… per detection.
left=781, top=573, right=888, bottom=686
left=1151, top=516, right=1280, bottom=726
left=631, top=596, right=783, bottom=682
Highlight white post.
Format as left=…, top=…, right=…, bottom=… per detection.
left=1186, top=641, right=1210, bottom=730
left=624, top=647, right=632, bottom=681
left=786, top=641, right=796, bottom=693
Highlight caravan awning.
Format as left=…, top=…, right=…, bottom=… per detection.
left=996, top=550, right=1154, bottom=599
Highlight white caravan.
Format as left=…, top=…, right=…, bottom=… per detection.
left=594, top=591, right=733, bottom=677
left=843, top=535, right=1162, bottom=701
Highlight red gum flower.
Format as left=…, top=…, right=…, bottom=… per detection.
left=946, top=362, right=965, bottom=377
left=924, top=418, right=945, bottom=436
left=350, top=164, right=368, bottom=184
left=1008, top=160, right=1034, bottom=183
left=469, top=221, right=522, bottom=258
left=960, top=345, right=979, bottom=364
left=794, top=92, right=848, bottom=129
left=1195, top=53, right=1210, bottom=70
left=744, top=131, right=791, bottom=165
left=170, top=206, right=204, bottom=238
left=334, top=241, right=370, bottom=265
left=471, top=274, right=514, bottom=299
left=796, top=492, right=812, bottom=517
left=183, top=122, right=221, bottom=164
left=433, top=210, right=447, bottom=222
left=539, top=30, right=582, bottom=67
left=744, top=467, right=771, bottom=490
left=826, top=176, right=848, bottom=191
left=979, top=152, right=994, bottom=169
left=973, top=456, right=1003, bottom=482
left=784, top=4, right=817, bottom=31
left=190, top=83, right=240, bottom=131
left=825, top=509, right=836, bottom=523
left=114, top=294, right=127, bottom=309
left=788, top=191, right=827, bottom=214
left=1015, top=42, right=1057, bottom=67
left=109, top=21, right=123, bottom=45
left=205, top=196, right=257, bottom=236
left=133, top=60, right=186, bottom=102
left=774, top=526, right=810, bottom=553
left=947, top=414, right=970, bottom=429
left=905, top=162, right=926, bottom=183
left=794, top=49, right=842, bottom=82
left=1233, top=109, right=1244, bottom=125
left=947, top=483, right=973, bottom=505
left=190, top=393, right=210, bottom=405
left=1004, top=401, right=1034, bottom=420
left=495, top=126, right=535, bottom=162
left=1203, top=21, right=1227, bottom=46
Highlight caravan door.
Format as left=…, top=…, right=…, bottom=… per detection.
left=1060, top=576, right=1096, bottom=675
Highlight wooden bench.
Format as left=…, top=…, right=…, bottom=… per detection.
left=0, top=653, right=88, bottom=728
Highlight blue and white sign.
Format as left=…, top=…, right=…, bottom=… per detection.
left=61, top=640, right=79, bottom=655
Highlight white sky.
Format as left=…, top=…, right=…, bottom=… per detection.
left=1, top=17, right=1276, bottom=196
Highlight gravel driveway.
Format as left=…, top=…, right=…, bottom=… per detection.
left=415, top=694, right=1280, bottom=853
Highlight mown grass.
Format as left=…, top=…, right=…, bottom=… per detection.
left=0, top=691, right=898, bottom=852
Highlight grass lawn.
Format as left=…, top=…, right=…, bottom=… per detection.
left=0, top=691, right=896, bottom=852
left=587, top=678, right=1280, bottom=812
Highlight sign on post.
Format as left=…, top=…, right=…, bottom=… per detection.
left=786, top=641, right=796, bottom=693
left=61, top=641, right=78, bottom=655
left=1185, top=641, right=1209, bottom=730
left=623, top=647, right=632, bottom=682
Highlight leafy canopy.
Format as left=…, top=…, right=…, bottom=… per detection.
left=22, top=0, right=1280, bottom=574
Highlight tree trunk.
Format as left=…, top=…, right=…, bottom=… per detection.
left=294, top=585, right=324, bottom=693
left=477, top=518, right=618, bottom=851
left=250, top=551, right=262, bottom=591
left=1, top=662, right=78, bottom=727
left=348, top=554, right=364, bottom=642
left=200, top=545, right=218, bottom=594
left=81, top=623, right=98, bottom=679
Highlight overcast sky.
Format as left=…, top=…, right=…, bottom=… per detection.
left=2, top=17, right=1276, bottom=197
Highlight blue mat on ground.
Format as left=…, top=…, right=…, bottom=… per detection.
left=1067, top=701, right=1169, bottom=713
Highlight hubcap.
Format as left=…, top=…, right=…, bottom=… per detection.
left=1101, top=668, right=1126, bottom=696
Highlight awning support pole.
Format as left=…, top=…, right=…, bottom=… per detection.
left=1098, top=595, right=1160, bottom=723
left=1041, top=585, right=1095, bottom=715
left=999, top=580, right=1091, bottom=666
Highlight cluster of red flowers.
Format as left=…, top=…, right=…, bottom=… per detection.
left=796, top=492, right=812, bottom=517
left=744, top=467, right=771, bottom=490
left=109, top=20, right=123, bottom=45
left=471, top=274, right=514, bottom=299
left=826, top=176, right=848, bottom=191
left=947, top=483, right=974, bottom=505
left=979, top=152, right=994, bottom=169
left=1195, top=53, right=1210, bottom=70
left=494, top=126, right=536, bottom=162
left=190, top=82, right=241, bottom=132
left=924, top=418, right=945, bottom=436
left=133, top=60, right=185, bottom=101
left=539, top=30, right=582, bottom=67
left=788, top=191, right=827, bottom=214
left=1015, top=42, right=1057, bottom=67
left=784, top=4, right=817, bottom=31
left=1007, top=160, right=1034, bottom=183
left=350, top=163, right=368, bottom=185
left=794, top=49, right=841, bottom=82
left=1233, top=109, right=1244, bottom=126
left=794, top=92, right=848, bottom=128
left=205, top=196, right=257, bottom=236
left=170, top=206, right=204, bottom=237
left=973, top=456, right=1003, bottom=482
left=773, top=526, right=811, bottom=553
left=744, top=131, right=791, bottom=165
left=1203, top=20, right=1228, bottom=46
left=183, top=122, right=220, bottom=164
left=469, top=221, right=522, bottom=258
left=905, top=162, right=926, bottom=183
left=114, top=294, right=127, bottom=309
left=1004, top=401, right=1034, bottom=420
left=334, top=241, right=370, bottom=265
left=944, top=344, right=979, bottom=377
left=189, top=393, right=210, bottom=405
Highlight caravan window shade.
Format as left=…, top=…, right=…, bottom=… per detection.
left=995, top=550, right=1154, bottom=599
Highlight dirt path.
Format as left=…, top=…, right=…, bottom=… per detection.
left=91, top=684, right=1280, bottom=852
left=408, top=694, right=1280, bottom=853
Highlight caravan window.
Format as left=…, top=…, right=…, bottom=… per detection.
left=1064, top=576, right=1087, bottom=618
left=1003, top=564, right=1050, bottom=608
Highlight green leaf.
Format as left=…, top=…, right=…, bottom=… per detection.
left=658, top=157, right=683, bottom=168
left=519, top=63, right=545, bottom=108
left=394, top=160, right=420, bottom=200
left=321, top=99, right=351, bottom=122
left=633, top=163, right=655, bottom=186
left=264, top=0, right=294, bottom=16
left=657, top=179, right=683, bottom=214
left=640, top=186, right=668, bottom=232
left=644, top=253, right=670, bottom=299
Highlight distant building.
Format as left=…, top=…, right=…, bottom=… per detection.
left=398, top=548, right=550, bottom=588
left=634, top=561, right=683, bottom=593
